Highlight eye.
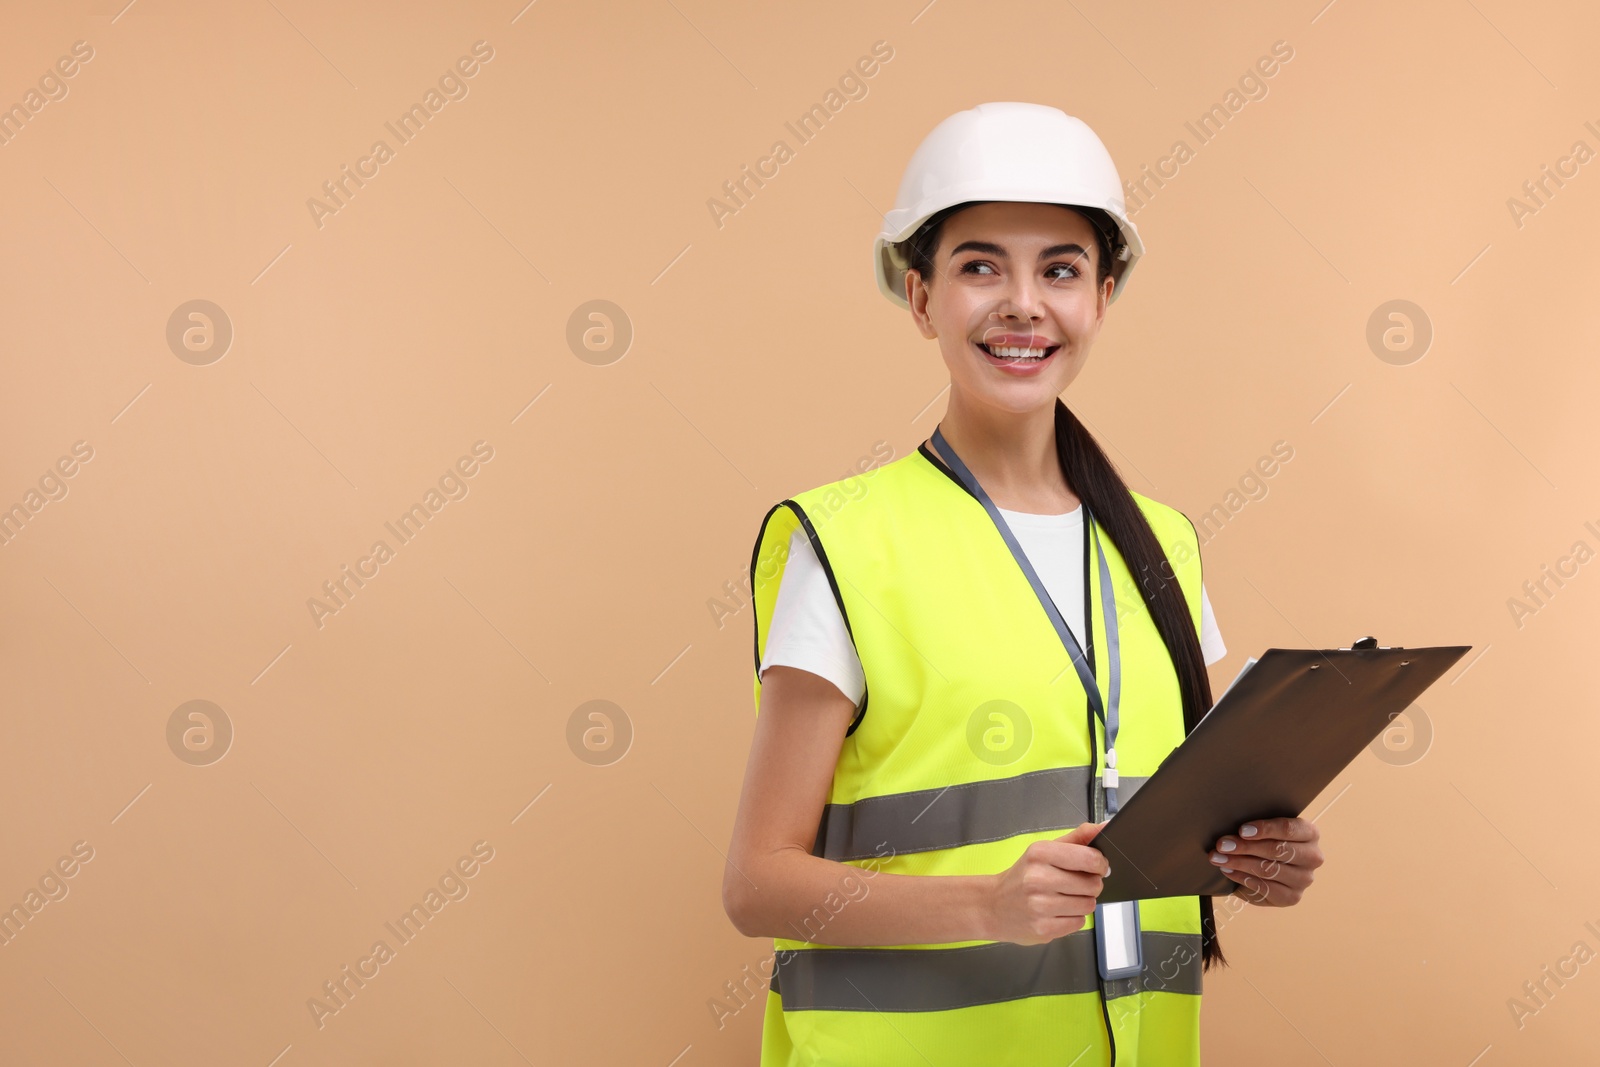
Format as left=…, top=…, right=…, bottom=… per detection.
left=1047, top=263, right=1081, bottom=280
left=957, top=260, right=996, bottom=275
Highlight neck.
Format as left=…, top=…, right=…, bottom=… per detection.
left=934, top=393, right=1078, bottom=513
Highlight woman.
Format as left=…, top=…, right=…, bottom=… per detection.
left=724, top=102, right=1325, bottom=1066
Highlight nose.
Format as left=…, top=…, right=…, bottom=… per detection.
left=992, top=271, right=1047, bottom=326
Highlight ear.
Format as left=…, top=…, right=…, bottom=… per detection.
left=906, top=270, right=938, bottom=340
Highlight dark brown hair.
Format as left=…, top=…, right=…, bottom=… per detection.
left=904, top=202, right=1229, bottom=972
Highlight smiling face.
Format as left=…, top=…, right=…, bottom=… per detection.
left=905, top=201, right=1115, bottom=417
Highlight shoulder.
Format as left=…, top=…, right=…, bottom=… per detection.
left=1128, top=488, right=1188, bottom=529
left=787, top=445, right=922, bottom=523
left=751, top=444, right=910, bottom=561
left=1128, top=489, right=1204, bottom=563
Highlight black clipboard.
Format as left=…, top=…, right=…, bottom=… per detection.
left=1089, top=637, right=1471, bottom=903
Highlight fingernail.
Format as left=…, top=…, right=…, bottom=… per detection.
left=1104, top=866, right=1112, bottom=877
left=1210, top=853, right=1227, bottom=864
left=1221, top=867, right=1234, bottom=874
left=1240, top=825, right=1258, bottom=837
left=1218, top=840, right=1236, bottom=852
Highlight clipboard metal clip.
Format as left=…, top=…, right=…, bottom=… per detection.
left=1342, top=636, right=1403, bottom=651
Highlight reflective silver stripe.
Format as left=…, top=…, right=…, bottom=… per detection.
left=774, top=930, right=1202, bottom=1012
left=813, top=767, right=1150, bottom=861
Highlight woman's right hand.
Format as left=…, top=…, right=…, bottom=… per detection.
left=987, top=821, right=1110, bottom=945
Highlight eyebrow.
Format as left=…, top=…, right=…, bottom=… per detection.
left=948, top=240, right=1090, bottom=261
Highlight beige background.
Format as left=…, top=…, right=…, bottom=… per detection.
left=1, top=0, right=1597, bottom=1063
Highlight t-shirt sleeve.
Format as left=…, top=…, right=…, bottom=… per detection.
left=759, top=526, right=867, bottom=707
left=1200, top=583, right=1227, bottom=666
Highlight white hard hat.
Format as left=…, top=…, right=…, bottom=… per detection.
left=874, top=102, right=1144, bottom=309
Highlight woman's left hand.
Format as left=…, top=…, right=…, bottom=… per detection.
left=1209, top=817, right=1323, bottom=907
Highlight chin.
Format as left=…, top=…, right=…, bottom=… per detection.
left=967, top=380, right=1067, bottom=413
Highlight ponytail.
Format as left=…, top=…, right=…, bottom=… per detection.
left=1054, top=397, right=1229, bottom=972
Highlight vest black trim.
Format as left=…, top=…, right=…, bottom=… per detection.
left=916, top=439, right=975, bottom=497
left=750, top=498, right=870, bottom=736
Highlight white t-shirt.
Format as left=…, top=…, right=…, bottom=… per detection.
left=759, top=504, right=1227, bottom=706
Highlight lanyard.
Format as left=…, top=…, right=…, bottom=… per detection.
left=929, top=427, right=1126, bottom=815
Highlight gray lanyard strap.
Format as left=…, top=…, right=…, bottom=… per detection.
left=929, top=428, right=1125, bottom=814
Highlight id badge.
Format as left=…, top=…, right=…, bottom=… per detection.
left=1094, top=899, right=1143, bottom=981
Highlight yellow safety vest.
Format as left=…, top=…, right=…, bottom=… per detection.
left=749, top=441, right=1209, bottom=1067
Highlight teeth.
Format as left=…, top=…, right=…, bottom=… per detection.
left=985, top=344, right=1052, bottom=361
